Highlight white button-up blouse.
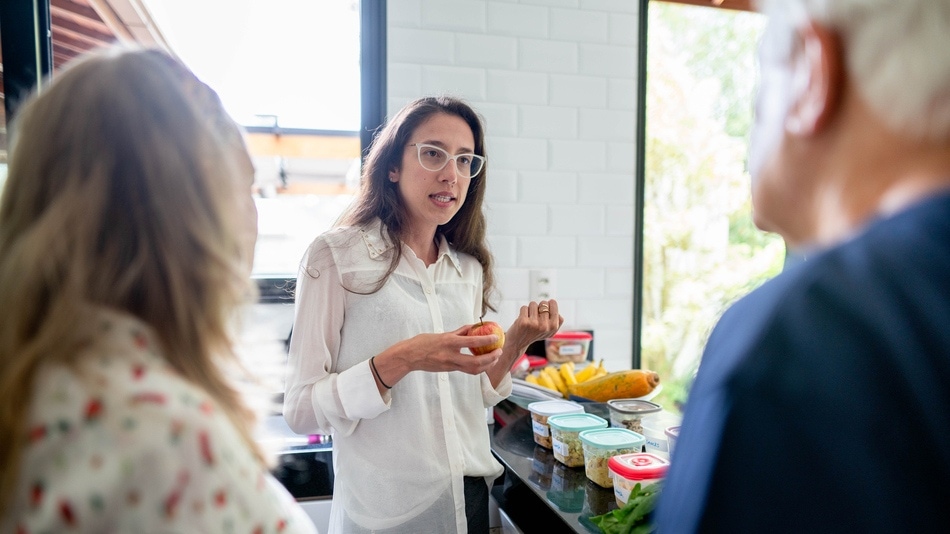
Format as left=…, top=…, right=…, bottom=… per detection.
left=283, top=218, right=512, bottom=533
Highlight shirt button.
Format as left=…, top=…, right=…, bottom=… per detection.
left=424, top=287, right=432, bottom=294
left=439, top=374, right=447, bottom=382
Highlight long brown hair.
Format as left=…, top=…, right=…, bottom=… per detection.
left=0, top=47, right=263, bottom=510
left=338, top=95, right=497, bottom=315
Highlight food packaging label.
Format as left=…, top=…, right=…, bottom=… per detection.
left=532, top=419, right=552, bottom=437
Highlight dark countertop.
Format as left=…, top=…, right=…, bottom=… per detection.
left=490, top=404, right=618, bottom=533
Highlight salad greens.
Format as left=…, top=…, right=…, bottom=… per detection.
left=589, top=482, right=661, bottom=534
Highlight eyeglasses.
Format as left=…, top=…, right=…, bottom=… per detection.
left=409, top=143, right=486, bottom=179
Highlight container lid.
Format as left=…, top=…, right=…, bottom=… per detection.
left=527, top=355, right=548, bottom=369
left=642, top=411, right=682, bottom=432
left=547, top=413, right=608, bottom=432
left=548, top=331, right=593, bottom=341
left=528, top=399, right=585, bottom=417
left=578, top=427, right=645, bottom=449
left=607, top=399, right=662, bottom=415
left=665, top=425, right=680, bottom=438
left=608, top=453, right=670, bottom=480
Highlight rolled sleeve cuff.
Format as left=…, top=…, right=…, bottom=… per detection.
left=336, top=361, right=391, bottom=420
left=482, top=372, right=512, bottom=407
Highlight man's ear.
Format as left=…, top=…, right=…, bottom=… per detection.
left=786, top=22, right=843, bottom=136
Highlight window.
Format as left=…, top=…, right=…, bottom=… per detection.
left=141, top=0, right=372, bottom=279
left=2, top=1, right=385, bottom=280
left=639, top=1, right=783, bottom=414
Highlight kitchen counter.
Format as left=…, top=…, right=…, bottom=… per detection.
left=490, top=404, right=618, bottom=533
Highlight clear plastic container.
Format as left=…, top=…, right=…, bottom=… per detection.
left=665, top=425, right=680, bottom=457
left=607, top=399, right=662, bottom=434
left=608, top=453, right=670, bottom=507
left=544, top=331, right=593, bottom=363
left=528, top=399, right=585, bottom=449
left=641, top=411, right=682, bottom=460
left=548, top=413, right=608, bottom=467
left=578, top=427, right=645, bottom=488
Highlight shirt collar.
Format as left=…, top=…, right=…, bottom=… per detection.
left=435, top=232, right=463, bottom=276
left=358, top=218, right=396, bottom=260
left=359, top=218, right=464, bottom=275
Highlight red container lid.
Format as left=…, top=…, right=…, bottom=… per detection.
left=549, top=331, right=592, bottom=341
left=527, top=355, right=548, bottom=368
left=608, top=453, right=670, bottom=480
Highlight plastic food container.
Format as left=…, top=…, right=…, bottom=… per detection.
left=548, top=413, right=609, bottom=467
left=641, top=411, right=682, bottom=459
left=608, top=453, right=670, bottom=508
left=665, top=425, right=680, bottom=457
left=607, top=399, right=662, bottom=434
left=545, top=331, right=593, bottom=363
left=578, top=427, right=645, bottom=488
left=528, top=400, right=585, bottom=449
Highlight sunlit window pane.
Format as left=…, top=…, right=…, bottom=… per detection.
left=641, top=2, right=783, bottom=414
left=143, top=0, right=360, bottom=131
left=141, top=0, right=363, bottom=278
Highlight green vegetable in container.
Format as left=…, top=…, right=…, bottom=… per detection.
left=589, top=481, right=662, bottom=534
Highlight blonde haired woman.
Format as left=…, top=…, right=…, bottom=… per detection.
left=0, top=47, right=316, bottom=532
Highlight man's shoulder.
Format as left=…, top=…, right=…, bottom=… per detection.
left=727, top=195, right=950, bottom=328
left=704, top=206, right=950, bottom=383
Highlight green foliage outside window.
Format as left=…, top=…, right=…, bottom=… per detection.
left=641, top=3, right=784, bottom=414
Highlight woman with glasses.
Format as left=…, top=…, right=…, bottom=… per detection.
left=283, top=96, right=562, bottom=533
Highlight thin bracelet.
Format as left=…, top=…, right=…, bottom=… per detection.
left=369, top=356, right=392, bottom=389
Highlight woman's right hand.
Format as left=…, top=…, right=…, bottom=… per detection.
left=370, top=326, right=502, bottom=388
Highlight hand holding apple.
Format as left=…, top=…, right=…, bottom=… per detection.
left=466, top=321, right=505, bottom=355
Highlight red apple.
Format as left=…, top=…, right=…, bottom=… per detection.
left=468, top=321, right=505, bottom=355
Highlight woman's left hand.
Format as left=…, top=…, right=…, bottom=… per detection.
left=507, top=299, right=564, bottom=362
left=486, top=299, right=563, bottom=387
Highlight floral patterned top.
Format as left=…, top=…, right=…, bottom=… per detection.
left=7, top=308, right=318, bottom=534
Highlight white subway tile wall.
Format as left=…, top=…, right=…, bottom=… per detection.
left=388, top=0, right=640, bottom=370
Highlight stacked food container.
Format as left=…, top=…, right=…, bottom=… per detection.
left=526, top=391, right=680, bottom=518
left=577, top=427, right=645, bottom=488
left=640, top=410, right=682, bottom=460
left=547, top=413, right=609, bottom=467
left=608, top=453, right=670, bottom=507
left=606, top=399, right=661, bottom=434
left=527, top=399, right=585, bottom=449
